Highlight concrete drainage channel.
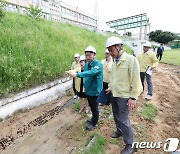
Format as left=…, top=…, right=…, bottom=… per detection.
left=0, top=76, right=74, bottom=150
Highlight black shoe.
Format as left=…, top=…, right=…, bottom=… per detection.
left=86, top=124, right=98, bottom=131
left=110, top=132, right=122, bottom=138
left=120, top=146, right=137, bottom=154
left=87, top=119, right=92, bottom=124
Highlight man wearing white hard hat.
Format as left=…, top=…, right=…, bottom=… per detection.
left=138, top=41, right=158, bottom=100
left=71, top=53, right=80, bottom=99
left=106, top=36, right=142, bottom=154
left=68, top=46, right=103, bottom=131
left=97, top=49, right=113, bottom=106
left=72, top=53, right=80, bottom=69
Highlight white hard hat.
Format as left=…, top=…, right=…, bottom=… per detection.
left=143, top=41, right=151, bottom=48
left=74, top=53, right=80, bottom=58
left=84, top=45, right=96, bottom=54
left=80, top=55, right=86, bottom=61
left=105, top=49, right=109, bottom=53
left=106, top=36, right=123, bottom=48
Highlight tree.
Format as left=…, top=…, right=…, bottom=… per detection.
left=0, top=0, right=6, bottom=21
left=149, top=30, right=175, bottom=44
left=174, top=34, right=180, bottom=40
left=25, top=5, right=42, bottom=20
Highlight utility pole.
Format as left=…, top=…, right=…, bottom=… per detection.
left=139, top=22, right=142, bottom=40
left=144, top=25, right=147, bottom=41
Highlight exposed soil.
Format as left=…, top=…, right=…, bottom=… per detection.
left=0, top=63, right=179, bottom=154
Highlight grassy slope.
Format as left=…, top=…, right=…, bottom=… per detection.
left=0, top=12, right=132, bottom=97
left=161, top=49, right=180, bottom=65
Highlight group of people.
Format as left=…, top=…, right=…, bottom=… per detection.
left=67, top=36, right=159, bottom=154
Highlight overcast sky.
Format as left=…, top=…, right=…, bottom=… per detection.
left=64, top=0, right=180, bottom=34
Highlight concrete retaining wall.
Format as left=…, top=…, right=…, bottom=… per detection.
left=0, top=77, right=72, bottom=120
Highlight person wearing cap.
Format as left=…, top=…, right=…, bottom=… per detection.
left=68, top=46, right=103, bottom=131
left=138, top=41, right=158, bottom=100
left=106, top=36, right=142, bottom=154
left=70, top=55, right=89, bottom=113
left=97, top=49, right=113, bottom=107
left=71, top=53, right=80, bottom=99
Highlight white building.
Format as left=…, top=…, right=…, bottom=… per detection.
left=60, top=1, right=97, bottom=30
left=5, top=0, right=98, bottom=31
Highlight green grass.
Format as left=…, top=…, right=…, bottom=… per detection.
left=139, top=103, right=158, bottom=122
left=109, top=138, right=119, bottom=145
left=73, top=100, right=80, bottom=111
left=81, top=133, right=106, bottom=154
left=102, top=108, right=111, bottom=115
left=133, top=123, right=147, bottom=142
left=161, top=49, right=180, bottom=65
left=0, top=12, right=132, bottom=98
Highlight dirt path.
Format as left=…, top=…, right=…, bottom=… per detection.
left=152, top=64, right=180, bottom=140
left=103, top=63, right=180, bottom=153
left=0, top=96, right=81, bottom=154
left=0, top=63, right=179, bottom=154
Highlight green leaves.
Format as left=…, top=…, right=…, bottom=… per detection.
left=25, top=4, right=42, bottom=20
left=149, top=30, right=176, bottom=44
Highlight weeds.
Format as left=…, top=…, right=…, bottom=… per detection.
left=81, top=133, right=106, bottom=154
left=73, top=100, right=80, bottom=111
left=134, top=123, right=147, bottom=142
left=0, top=12, right=132, bottom=98
left=109, top=138, right=119, bottom=145
left=139, top=103, right=158, bottom=122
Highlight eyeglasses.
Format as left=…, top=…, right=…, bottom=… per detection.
left=85, top=53, right=93, bottom=57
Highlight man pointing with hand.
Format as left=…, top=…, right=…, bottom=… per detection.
left=106, top=37, right=142, bottom=154
left=68, top=45, right=103, bottom=131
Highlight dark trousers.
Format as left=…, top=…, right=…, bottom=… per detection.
left=140, top=72, right=153, bottom=96
left=72, top=78, right=77, bottom=95
left=156, top=53, right=162, bottom=61
left=111, top=97, right=133, bottom=145
left=87, top=95, right=99, bottom=126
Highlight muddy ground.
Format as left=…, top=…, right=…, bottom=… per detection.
left=0, top=63, right=179, bottom=154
